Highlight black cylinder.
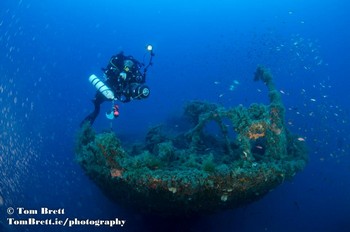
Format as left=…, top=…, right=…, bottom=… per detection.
left=126, top=84, right=150, bottom=100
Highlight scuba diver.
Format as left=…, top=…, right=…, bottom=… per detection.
left=81, top=46, right=154, bottom=126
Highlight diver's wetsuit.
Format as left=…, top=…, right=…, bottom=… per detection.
left=80, top=92, right=106, bottom=126
left=80, top=52, right=148, bottom=127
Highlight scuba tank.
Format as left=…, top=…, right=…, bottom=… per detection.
left=89, top=74, right=114, bottom=100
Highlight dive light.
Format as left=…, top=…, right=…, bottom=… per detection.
left=146, top=44, right=153, bottom=52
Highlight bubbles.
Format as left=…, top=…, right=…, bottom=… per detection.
left=0, top=71, right=39, bottom=205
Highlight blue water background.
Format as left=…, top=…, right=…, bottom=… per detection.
left=1, top=0, right=350, bottom=231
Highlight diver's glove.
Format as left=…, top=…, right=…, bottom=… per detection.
left=119, top=72, right=127, bottom=80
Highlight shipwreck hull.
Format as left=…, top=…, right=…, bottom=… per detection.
left=76, top=66, right=307, bottom=215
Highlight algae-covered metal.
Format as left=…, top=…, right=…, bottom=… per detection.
left=76, top=66, right=307, bottom=215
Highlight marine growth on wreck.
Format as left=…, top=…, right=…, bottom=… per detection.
left=76, top=66, right=308, bottom=215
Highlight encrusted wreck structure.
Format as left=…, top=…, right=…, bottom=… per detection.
left=76, top=66, right=307, bottom=215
